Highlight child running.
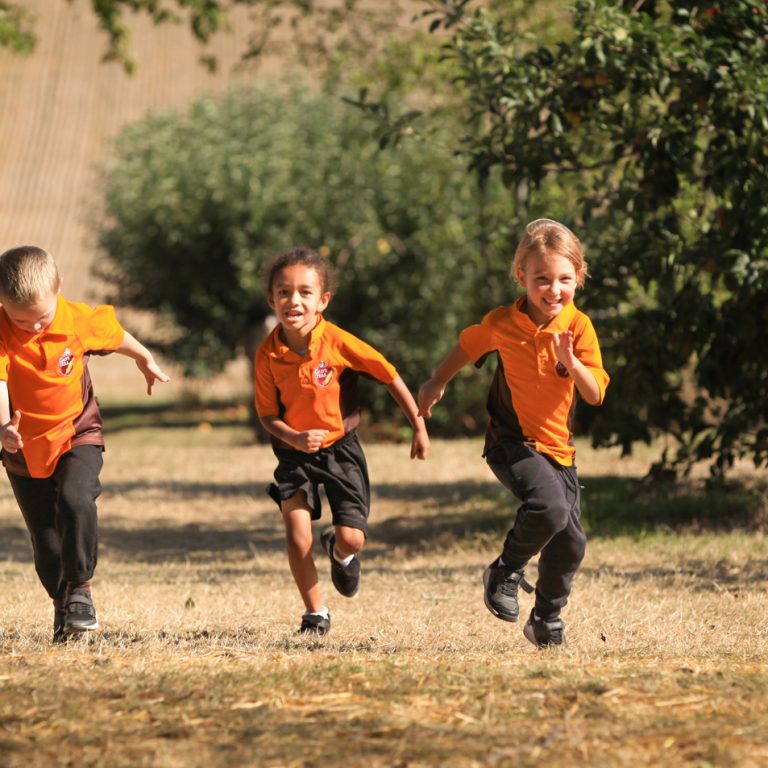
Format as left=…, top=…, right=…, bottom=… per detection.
left=255, top=247, right=429, bottom=636
left=418, top=219, right=609, bottom=648
left=0, top=245, right=170, bottom=642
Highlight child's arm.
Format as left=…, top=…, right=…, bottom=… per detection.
left=553, top=330, right=602, bottom=405
left=0, top=381, right=23, bottom=454
left=418, top=344, right=472, bottom=418
left=116, top=331, right=171, bottom=395
left=259, top=416, right=329, bottom=453
left=385, top=376, right=429, bottom=460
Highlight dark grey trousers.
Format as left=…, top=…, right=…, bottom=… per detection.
left=6, top=444, right=103, bottom=601
left=486, top=441, right=586, bottom=621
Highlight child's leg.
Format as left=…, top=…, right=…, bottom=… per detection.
left=281, top=491, right=324, bottom=613
left=534, top=467, right=585, bottom=620
left=6, top=471, right=66, bottom=601
left=331, top=526, right=365, bottom=560
left=53, top=445, right=103, bottom=585
left=489, top=447, right=574, bottom=571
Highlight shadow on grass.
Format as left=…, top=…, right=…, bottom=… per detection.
left=0, top=475, right=763, bottom=566
left=99, top=398, right=253, bottom=433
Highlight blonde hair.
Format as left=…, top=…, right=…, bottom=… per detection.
left=511, top=219, right=588, bottom=287
left=0, top=246, right=60, bottom=303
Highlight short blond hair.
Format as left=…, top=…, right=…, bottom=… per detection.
left=511, top=219, right=588, bottom=287
left=0, top=246, right=60, bottom=303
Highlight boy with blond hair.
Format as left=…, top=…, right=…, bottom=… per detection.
left=419, top=219, right=609, bottom=647
left=0, top=245, right=169, bottom=641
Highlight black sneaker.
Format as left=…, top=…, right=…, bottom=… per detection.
left=483, top=558, right=532, bottom=622
left=320, top=528, right=361, bottom=598
left=299, top=611, right=331, bottom=636
left=64, top=587, right=99, bottom=634
left=53, top=607, right=67, bottom=644
left=523, top=609, right=566, bottom=648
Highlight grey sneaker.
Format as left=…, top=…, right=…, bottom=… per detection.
left=320, top=528, right=361, bottom=598
left=482, top=557, right=532, bottom=622
left=64, top=587, right=99, bottom=634
left=299, top=611, right=331, bottom=636
left=523, top=609, right=566, bottom=648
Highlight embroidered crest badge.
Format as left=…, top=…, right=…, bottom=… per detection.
left=57, top=348, right=75, bottom=376
left=313, top=360, right=334, bottom=387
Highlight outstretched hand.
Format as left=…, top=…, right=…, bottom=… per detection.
left=410, top=426, right=430, bottom=460
left=0, top=410, right=23, bottom=454
left=136, top=358, right=171, bottom=396
left=418, top=378, right=446, bottom=419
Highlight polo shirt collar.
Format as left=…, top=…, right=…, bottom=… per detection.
left=41, top=295, right=74, bottom=337
left=273, top=315, right=326, bottom=356
left=2, top=294, right=72, bottom=344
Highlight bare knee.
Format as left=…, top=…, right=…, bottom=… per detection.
left=334, top=525, right=365, bottom=557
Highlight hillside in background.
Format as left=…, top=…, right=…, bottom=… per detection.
left=0, top=0, right=283, bottom=398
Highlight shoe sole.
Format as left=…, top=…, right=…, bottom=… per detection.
left=64, top=620, right=99, bottom=634
left=482, top=566, right=519, bottom=623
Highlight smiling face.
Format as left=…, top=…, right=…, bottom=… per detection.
left=268, top=264, right=330, bottom=347
left=1, top=288, right=60, bottom=334
left=516, top=251, right=577, bottom=327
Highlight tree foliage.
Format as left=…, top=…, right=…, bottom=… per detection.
left=0, top=1, right=35, bottom=53
left=96, top=84, right=513, bottom=428
left=381, top=0, right=767, bottom=477
left=0, top=0, right=403, bottom=73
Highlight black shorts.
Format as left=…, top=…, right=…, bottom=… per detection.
left=267, top=431, right=370, bottom=534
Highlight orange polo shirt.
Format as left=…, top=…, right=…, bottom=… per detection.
left=255, top=316, right=398, bottom=450
left=459, top=297, right=609, bottom=466
left=0, top=296, right=125, bottom=478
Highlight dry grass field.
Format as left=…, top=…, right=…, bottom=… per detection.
left=0, top=422, right=766, bottom=767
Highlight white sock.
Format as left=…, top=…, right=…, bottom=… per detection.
left=306, top=606, right=329, bottom=619
left=333, top=547, right=355, bottom=567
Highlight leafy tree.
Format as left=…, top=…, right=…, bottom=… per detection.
left=95, top=84, right=513, bottom=429
left=0, top=0, right=407, bottom=73
left=0, top=1, right=35, bottom=53
left=361, top=0, right=768, bottom=477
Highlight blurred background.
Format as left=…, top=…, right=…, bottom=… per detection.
left=1, top=0, right=766, bottom=481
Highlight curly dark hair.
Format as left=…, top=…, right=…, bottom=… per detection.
left=263, top=246, right=335, bottom=295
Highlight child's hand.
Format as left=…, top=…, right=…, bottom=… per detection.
left=292, top=429, right=329, bottom=453
left=552, top=330, right=577, bottom=371
left=418, top=378, right=446, bottom=418
left=410, top=425, right=430, bottom=460
left=0, top=410, right=23, bottom=454
left=136, top=358, right=171, bottom=396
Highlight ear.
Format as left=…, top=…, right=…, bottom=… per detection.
left=267, top=292, right=275, bottom=310
left=515, top=268, right=527, bottom=289
left=318, top=291, right=331, bottom=313
left=56, top=276, right=64, bottom=294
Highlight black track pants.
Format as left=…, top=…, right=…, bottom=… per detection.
left=7, top=444, right=103, bottom=600
left=486, top=441, right=586, bottom=621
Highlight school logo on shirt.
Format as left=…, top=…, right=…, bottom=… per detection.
left=57, top=348, right=75, bottom=376
left=313, top=360, right=334, bottom=387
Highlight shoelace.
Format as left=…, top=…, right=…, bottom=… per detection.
left=499, top=572, right=534, bottom=595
